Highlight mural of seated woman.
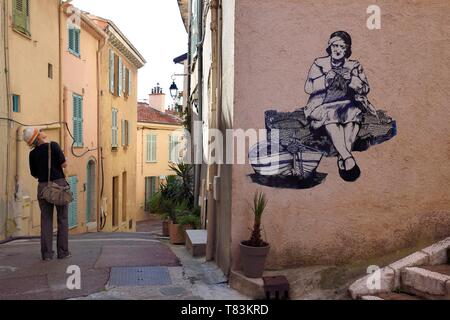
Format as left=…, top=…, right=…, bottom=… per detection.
left=304, top=30, right=378, bottom=182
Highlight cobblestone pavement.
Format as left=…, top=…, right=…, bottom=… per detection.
left=0, top=215, right=247, bottom=300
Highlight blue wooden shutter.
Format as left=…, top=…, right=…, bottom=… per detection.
left=68, top=176, right=78, bottom=228
left=109, top=50, right=115, bottom=93
left=73, top=94, right=83, bottom=147
left=12, top=95, right=20, bottom=113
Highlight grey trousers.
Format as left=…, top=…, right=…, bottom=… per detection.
left=37, top=179, right=70, bottom=259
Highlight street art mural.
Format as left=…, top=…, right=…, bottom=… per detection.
left=249, top=31, right=397, bottom=188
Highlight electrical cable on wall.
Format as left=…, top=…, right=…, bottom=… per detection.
left=0, top=116, right=107, bottom=230
left=0, top=117, right=99, bottom=158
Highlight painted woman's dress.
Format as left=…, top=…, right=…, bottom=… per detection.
left=304, top=56, right=370, bottom=130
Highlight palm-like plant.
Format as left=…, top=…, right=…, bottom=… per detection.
left=244, top=191, right=269, bottom=247
left=169, top=163, right=194, bottom=208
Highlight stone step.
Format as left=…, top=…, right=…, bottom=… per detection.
left=373, top=292, right=424, bottom=300
left=185, top=229, right=207, bottom=257
left=401, top=265, right=450, bottom=300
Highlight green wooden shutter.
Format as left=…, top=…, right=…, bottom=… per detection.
left=13, top=0, right=30, bottom=35
left=74, top=28, right=80, bottom=56
left=109, top=50, right=115, bottom=93
left=151, top=135, right=156, bottom=162
left=121, top=119, right=125, bottom=146
left=73, top=94, right=83, bottom=147
left=126, top=120, right=130, bottom=146
left=68, top=28, right=74, bottom=52
left=127, top=69, right=131, bottom=96
left=118, top=57, right=123, bottom=96
left=112, top=109, right=118, bottom=148
left=169, top=135, right=173, bottom=162
left=68, top=176, right=78, bottom=228
left=173, top=136, right=179, bottom=163
left=146, top=134, right=156, bottom=162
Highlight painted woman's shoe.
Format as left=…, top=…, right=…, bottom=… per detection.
left=339, top=157, right=361, bottom=182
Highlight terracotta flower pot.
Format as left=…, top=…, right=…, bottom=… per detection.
left=169, top=222, right=185, bottom=245
left=240, top=241, right=270, bottom=278
left=162, top=220, right=170, bottom=237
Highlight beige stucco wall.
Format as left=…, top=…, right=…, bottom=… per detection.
left=231, top=0, right=450, bottom=270
left=135, top=122, right=184, bottom=222
left=99, top=42, right=139, bottom=233
left=61, top=11, right=101, bottom=234
left=7, top=0, right=60, bottom=237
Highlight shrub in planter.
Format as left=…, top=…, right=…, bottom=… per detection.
left=240, top=191, right=270, bottom=278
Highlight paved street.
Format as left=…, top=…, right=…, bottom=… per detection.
left=0, top=217, right=248, bottom=300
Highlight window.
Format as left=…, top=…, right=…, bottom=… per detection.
left=111, top=108, right=118, bottom=148
left=144, top=177, right=158, bottom=212
left=68, top=26, right=80, bottom=57
left=13, top=0, right=30, bottom=36
left=109, top=50, right=129, bottom=97
left=169, top=134, right=179, bottom=163
left=121, top=119, right=130, bottom=147
left=190, top=0, right=200, bottom=58
left=72, top=94, right=83, bottom=147
left=146, top=134, right=157, bottom=163
left=48, top=64, right=53, bottom=79
left=12, top=95, right=20, bottom=113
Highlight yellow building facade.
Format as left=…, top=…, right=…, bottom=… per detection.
left=4, top=0, right=61, bottom=238
left=89, top=15, right=145, bottom=232
left=135, top=99, right=184, bottom=222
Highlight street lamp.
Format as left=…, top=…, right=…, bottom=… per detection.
left=169, top=79, right=179, bottom=100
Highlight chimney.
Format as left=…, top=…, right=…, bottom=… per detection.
left=149, top=83, right=166, bottom=113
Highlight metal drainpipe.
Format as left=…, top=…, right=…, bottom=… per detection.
left=58, top=3, right=63, bottom=149
left=206, top=0, right=219, bottom=261
left=96, top=35, right=106, bottom=231
left=195, top=0, right=204, bottom=212
left=3, top=0, right=11, bottom=237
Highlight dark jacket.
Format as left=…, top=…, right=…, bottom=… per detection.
left=29, top=142, right=66, bottom=183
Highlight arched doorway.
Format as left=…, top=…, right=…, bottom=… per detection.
left=86, top=159, right=97, bottom=224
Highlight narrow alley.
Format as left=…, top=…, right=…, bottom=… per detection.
left=0, top=216, right=247, bottom=300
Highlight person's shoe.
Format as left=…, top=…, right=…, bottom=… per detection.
left=57, top=253, right=72, bottom=260
left=339, top=157, right=361, bottom=182
left=43, top=257, right=53, bottom=261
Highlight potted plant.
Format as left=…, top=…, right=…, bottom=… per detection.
left=240, top=191, right=270, bottom=278
left=148, top=192, right=171, bottom=237
left=165, top=200, right=190, bottom=245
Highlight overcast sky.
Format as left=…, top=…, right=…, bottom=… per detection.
left=72, top=0, right=188, bottom=102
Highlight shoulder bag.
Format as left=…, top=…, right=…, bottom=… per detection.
left=40, top=142, right=73, bottom=206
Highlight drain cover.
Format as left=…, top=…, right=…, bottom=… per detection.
left=109, top=266, right=172, bottom=286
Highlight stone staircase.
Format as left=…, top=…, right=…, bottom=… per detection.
left=349, top=237, right=450, bottom=300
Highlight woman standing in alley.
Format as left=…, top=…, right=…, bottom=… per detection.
left=24, top=127, right=72, bottom=261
